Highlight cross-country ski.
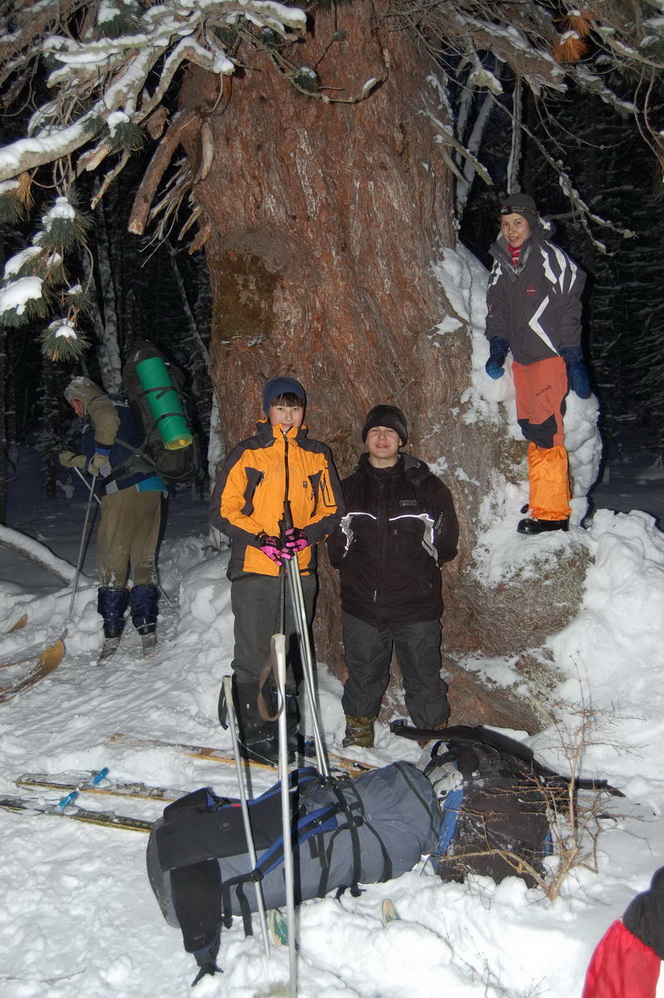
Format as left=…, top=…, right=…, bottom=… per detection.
left=0, top=638, right=65, bottom=703
left=0, top=794, right=153, bottom=833
left=16, top=770, right=186, bottom=803
left=109, top=731, right=373, bottom=778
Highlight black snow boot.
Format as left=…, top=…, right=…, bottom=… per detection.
left=232, top=677, right=281, bottom=766
left=97, top=586, right=129, bottom=639
left=129, top=583, right=159, bottom=633
left=284, top=684, right=306, bottom=756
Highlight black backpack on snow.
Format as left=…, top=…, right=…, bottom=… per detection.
left=121, top=341, right=202, bottom=486
left=393, top=722, right=621, bottom=889
left=146, top=763, right=439, bottom=982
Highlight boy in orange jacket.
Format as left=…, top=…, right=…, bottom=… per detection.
left=210, top=376, right=344, bottom=763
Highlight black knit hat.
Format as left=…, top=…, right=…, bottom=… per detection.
left=499, top=194, right=538, bottom=225
left=361, top=405, right=408, bottom=445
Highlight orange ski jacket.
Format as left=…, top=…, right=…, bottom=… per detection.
left=210, top=418, right=344, bottom=580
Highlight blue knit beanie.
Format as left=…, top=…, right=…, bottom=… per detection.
left=262, top=377, right=306, bottom=413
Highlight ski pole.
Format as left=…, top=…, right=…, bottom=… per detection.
left=285, top=558, right=329, bottom=777
left=221, top=676, right=271, bottom=959
left=280, top=500, right=329, bottom=777
left=274, top=634, right=297, bottom=997
left=67, top=473, right=98, bottom=625
left=73, top=466, right=101, bottom=504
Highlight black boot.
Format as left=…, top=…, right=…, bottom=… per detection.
left=130, top=584, right=159, bottom=655
left=97, top=587, right=129, bottom=639
left=129, top=583, right=159, bottom=633
left=284, top=684, right=308, bottom=757
left=233, top=678, right=280, bottom=765
left=517, top=517, right=569, bottom=535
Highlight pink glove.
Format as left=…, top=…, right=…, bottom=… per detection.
left=282, top=527, right=308, bottom=559
left=257, top=534, right=285, bottom=565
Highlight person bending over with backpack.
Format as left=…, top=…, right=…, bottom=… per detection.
left=60, top=377, right=165, bottom=659
left=210, top=376, right=344, bottom=765
left=582, top=867, right=664, bottom=998
left=327, top=405, right=459, bottom=749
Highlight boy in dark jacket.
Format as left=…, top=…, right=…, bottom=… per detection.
left=327, top=404, right=459, bottom=748
left=484, top=193, right=591, bottom=535
left=60, top=376, right=165, bottom=657
left=210, top=376, right=344, bottom=763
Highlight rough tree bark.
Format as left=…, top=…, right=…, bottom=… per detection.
left=178, top=0, right=586, bottom=731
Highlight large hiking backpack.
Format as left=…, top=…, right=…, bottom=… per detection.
left=392, top=723, right=571, bottom=887
left=426, top=731, right=553, bottom=887
left=400, top=723, right=618, bottom=888
left=147, top=763, right=440, bottom=981
left=122, top=341, right=202, bottom=485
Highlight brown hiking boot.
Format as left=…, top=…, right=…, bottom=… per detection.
left=342, top=715, right=375, bottom=748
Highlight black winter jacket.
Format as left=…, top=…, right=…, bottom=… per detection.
left=327, top=453, right=459, bottom=626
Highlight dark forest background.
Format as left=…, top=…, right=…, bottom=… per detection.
left=2, top=64, right=663, bottom=520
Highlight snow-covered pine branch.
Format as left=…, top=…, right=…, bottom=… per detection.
left=0, top=525, right=82, bottom=585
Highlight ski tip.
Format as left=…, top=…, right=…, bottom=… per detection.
left=268, top=908, right=289, bottom=946
left=37, top=640, right=65, bottom=669
left=381, top=899, right=400, bottom=926
left=6, top=613, right=28, bottom=633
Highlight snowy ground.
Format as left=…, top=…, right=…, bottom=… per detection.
left=1, top=441, right=664, bottom=998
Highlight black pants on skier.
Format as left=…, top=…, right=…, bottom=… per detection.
left=340, top=612, right=449, bottom=729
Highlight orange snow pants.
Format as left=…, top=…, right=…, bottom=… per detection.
left=512, top=356, right=571, bottom=521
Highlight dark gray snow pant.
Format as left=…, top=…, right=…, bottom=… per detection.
left=230, top=572, right=317, bottom=685
left=341, top=612, right=449, bottom=728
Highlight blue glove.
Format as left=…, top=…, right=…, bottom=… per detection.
left=561, top=347, right=591, bottom=399
left=485, top=337, right=510, bottom=380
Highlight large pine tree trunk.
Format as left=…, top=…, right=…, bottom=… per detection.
left=179, top=0, right=586, bottom=731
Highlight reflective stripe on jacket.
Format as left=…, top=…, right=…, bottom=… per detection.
left=327, top=453, right=458, bottom=625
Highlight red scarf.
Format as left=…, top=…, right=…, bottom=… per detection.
left=508, top=244, right=522, bottom=267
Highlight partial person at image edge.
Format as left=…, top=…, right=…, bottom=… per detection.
left=327, top=404, right=459, bottom=749
left=583, top=866, right=664, bottom=997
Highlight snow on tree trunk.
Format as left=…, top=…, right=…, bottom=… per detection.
left=179, top=0, right=588, bottom=731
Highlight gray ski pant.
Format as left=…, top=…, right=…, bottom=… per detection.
left=230, top=572, right=317, bottom=685
left=340, top=612, right=449, bottom=728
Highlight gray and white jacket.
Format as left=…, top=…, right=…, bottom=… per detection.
left=485, top=223, right=586, bottom=365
